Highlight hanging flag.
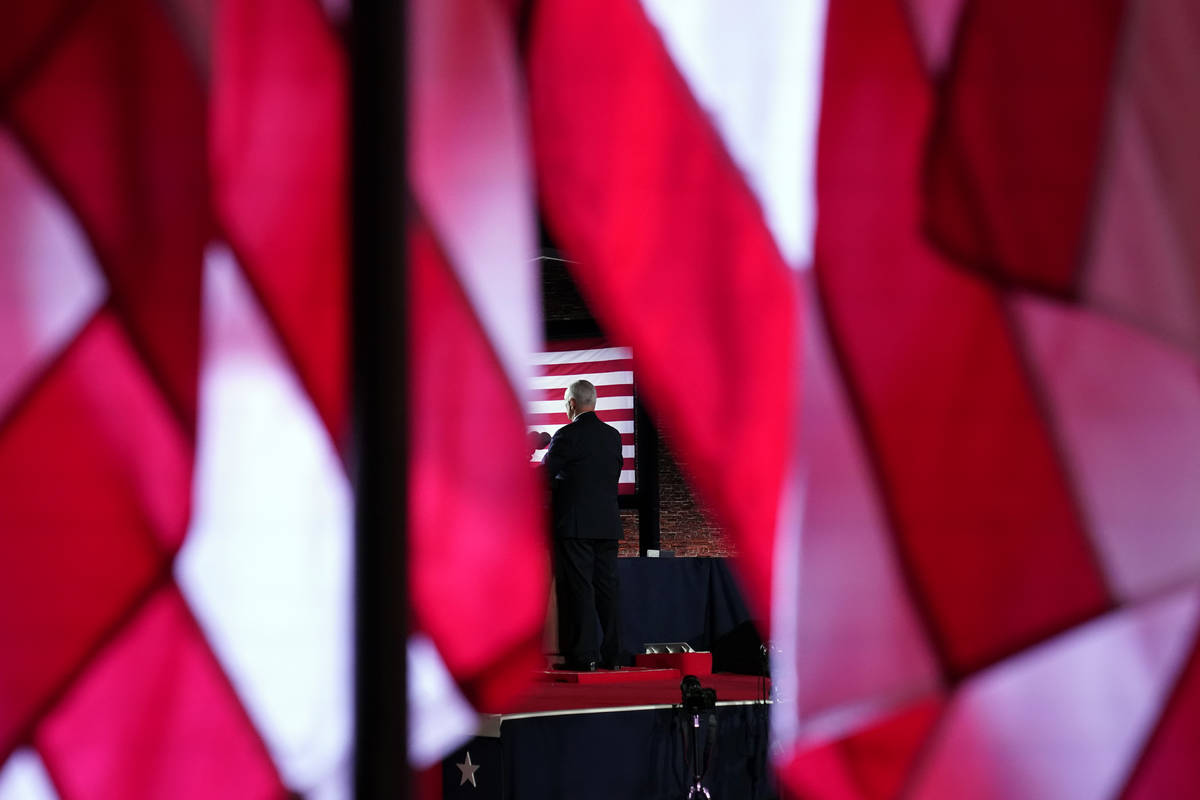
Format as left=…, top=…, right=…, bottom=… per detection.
left=527, top=340, right=637, bottom=495
left=525, top=0, right=1200, bottom=797
left=526, top=0, right=813, bottom=624
left=0, top=0, right=353, bottom=795
left=407, top=0, right=550, bottom=766
left=924, top=0, right=1200, bottom=361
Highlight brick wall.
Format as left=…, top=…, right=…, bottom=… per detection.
left=541, top=257, right=592, bottom=322
left=617, top=435, right=731, bottom=557
left=655, top=436, right=730, bottom=557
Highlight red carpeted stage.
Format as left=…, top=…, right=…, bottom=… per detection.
left=514, top=668, right=769, bottom=712
left=438, top=666, right=775, bottom=800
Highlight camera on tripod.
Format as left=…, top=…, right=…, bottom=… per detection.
left=680, top=674, right=717, bottom=714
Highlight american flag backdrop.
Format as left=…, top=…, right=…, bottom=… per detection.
left=528, top=340, right=637, bottom=495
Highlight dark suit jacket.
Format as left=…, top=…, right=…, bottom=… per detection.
left=542, top=411, right=623, bottom=540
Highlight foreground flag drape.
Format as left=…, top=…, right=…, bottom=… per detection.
left=924, top=0, right=1125, bottom=295
left=6, top=0, right=209, bottom=433
left=925, top=0, right=1200, bottom=360
left=0, top=0, right=355, bottom=795
left=777, top=0, right=1200, bottom=796
left=527, top=0, right=803, bottom=623
left=408, top=224, right=546, bottom=716
left=3, top=0, right=552, bottom=791
left=0, top=0, right=206, bottom=784
left=7, top=0, right=1200, bottom=796
left=818, top=0, right=1111, bottom=681
left=408, top=0, right=549, bottom=764
left=211, top=0, right=349, bottom=446
left=520, top=0, right=1200, bottom=797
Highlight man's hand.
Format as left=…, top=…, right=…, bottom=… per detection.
left=526, top=430, right=552, bottom=459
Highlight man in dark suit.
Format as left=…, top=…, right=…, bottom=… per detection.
left=542, top=379, right=624, bottom=671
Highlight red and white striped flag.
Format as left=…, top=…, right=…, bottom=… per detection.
left=527, top=0, right=818, bottom=632
left=0, top=0, right=354, bottom=797
left=407, top=0, right=549, bottom=769
left=526, top=0, right=1200, bottom=797
left=528, top=340, right=637, bottom=495
left=0, top=0, right=548, bottom=794
left=8, top=0, right=1200, bottom=797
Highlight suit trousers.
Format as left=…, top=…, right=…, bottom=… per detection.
left=553, top=538, right=621, bottom=666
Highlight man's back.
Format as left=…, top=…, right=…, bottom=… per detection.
left=543, top=411, right=623, bottom=540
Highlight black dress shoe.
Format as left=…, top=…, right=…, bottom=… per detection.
left=553, top=659, right=597, bottom=672
left=599, top=652, right=630, bottom=670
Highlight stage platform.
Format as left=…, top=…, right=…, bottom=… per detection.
left=439, top=671, right=775, bottom=800
left=537, top=666, right=680, bottom=684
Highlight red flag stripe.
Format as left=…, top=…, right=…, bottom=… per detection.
left=527, top=419, right=635, bottom=434
left=530, top=383, right=632, bottom=401
left=923, top=0, right=1125, bottom=294
left=532, top=454, right=636, bottom=471
left=409, top=222, right=549, bottom=709
left=527, top=410, right=634, bottom=426
left=539, top=359, right=633, bottom=377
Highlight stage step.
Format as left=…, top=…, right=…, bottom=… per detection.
left=635, top=650, right=713, bottom=676
left=539, top=666, right=679, bottom=684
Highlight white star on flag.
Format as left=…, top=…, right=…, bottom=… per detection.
left=456, top=751, right=480, bottom=787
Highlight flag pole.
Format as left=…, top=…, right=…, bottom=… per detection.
left=351, top=0, right=408, bottom=796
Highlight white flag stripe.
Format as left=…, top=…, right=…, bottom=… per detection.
left=0, top=131, right=107, bottom=421
left=529, top=396, right=633, bottom=414
left=411, top=0, right=541, bottom=396
left=0, top=748, right=59, bottom=800
left=531, top=371, right=634, bottom=389
left=408, top=633, right=477, bottom=768
left=911, top=588, right=1200, bottom=800
left=528, top=420, right=635, bottom=435
left=638, top=0, right=826, bottom=269
left=177, top=248, right=352, bottom=791
left=531, top=347, right=632, bottom=365
left=533, top=445, right=636, bottom=461
left=620, top=470, right=635, bottom=484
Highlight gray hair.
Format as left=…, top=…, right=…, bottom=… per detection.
left=566, top=379, right=597, bottom=408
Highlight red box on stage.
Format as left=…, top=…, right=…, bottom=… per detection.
left=541, top=666, right=679, bottom=684
left=634, top=650, right=712, bottom=676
